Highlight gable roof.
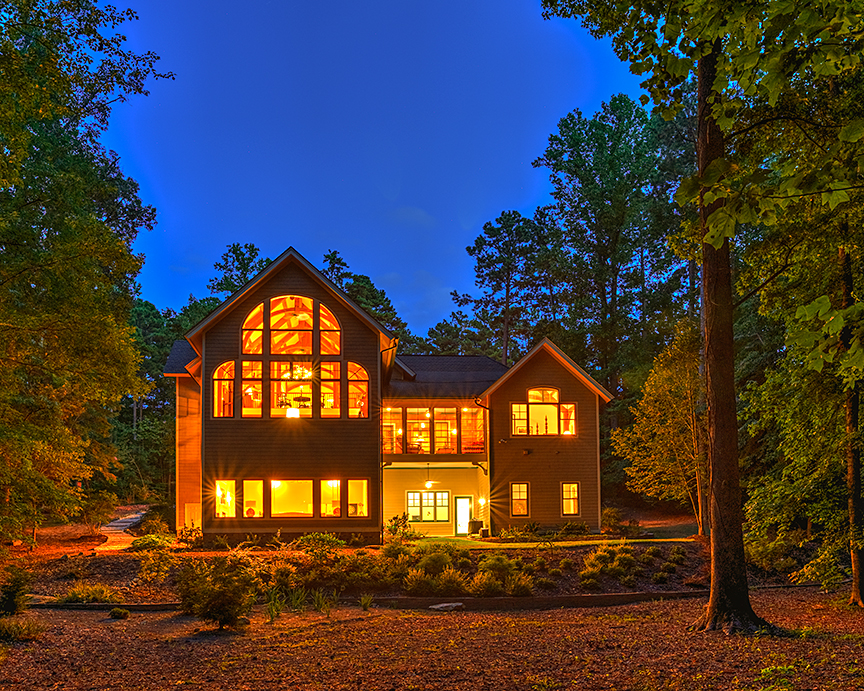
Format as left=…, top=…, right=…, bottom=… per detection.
left=386, top=355, right=508, bottom=399
left=164, top=340, right=198, bottom=377
left=182, top=246, right=396, bottom=356
left=479, top=338, right=613, bottom=403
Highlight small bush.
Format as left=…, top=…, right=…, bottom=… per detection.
left=109, top=608, right=130, bottom=620
left=177, top=555, right=257, bottom=629
left=580, top=578, right=601, bottom=591
left=417, top=552, right=451, bottom=576
left=535, top=577, right=556, bottom=590
left=359, top=593, right=374, bottom=611
left=651, top=572, right=668, bottom=584
left=645, top=546, right=662, bottom=558
left=293, top=533, right=345, bottom=564
left=613, top=553, right=636, bottom=570
left=521, top=563, right=535, bottom=575
left=559, top=521, right=590, bottom=536
left=548, top=568, right=563, bottom=578
left=435, top=567, right=468, bottom=596
left=638, top=553, right=654, bottom=564
left=558, top=558, right=574, bottom=571
left=606, top=565, right=625, bottom=579
left=403, top=568, right=436, bottom=596
left=310, top=588, right=337, bottom=614
left=660, top=562, right=677, bottom=574
left=138, top=516, right=170, bottom=536
left=0, top=618, right=45, bottom=641
left=0, top=566, right=31, bottom=616
left=211, top=535, right=231, bottom=551
left=533, top=557, right=547, bottom=571
left=288, top=586, right=308, bottom=612
left=456, top=549, right=470, bottom=561
left=129, top=534, right=172, bottom=552
left=505, top=572, right=533, bottom=596
left=579, top=567, right=603, bottom=583
left=669, top=553, right=687, bottom=565
left=457, top=557, right=472, bottom=570
left=386, top=554, right=414, bottom=580
left=620, top=574, right=636, bottom=587
left=265, top=588, right=286, bottom=623
left=60, top=583, right=120, bottom=604
left=467, top=570, right=505, bottom=597
left=177, top=525, right=204, bottom=549
left=478, top=554, right=514, bottom=582
left=601, top=507, right=623, bottom=534
left=381, top=541, right=411, bottom=560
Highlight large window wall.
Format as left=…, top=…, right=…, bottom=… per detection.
left=213, top=477, right=369, bottom=519
left=211, top=295, right=370, bottom=420
left=511, top=388, right=577, bottom=436
left=382, top=405, right=486, bottom=455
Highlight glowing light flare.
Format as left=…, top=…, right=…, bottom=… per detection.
left=285, top=408, right=300, bottom=418
left=424, top=481, right=433, bottom=489
left=478, top=497, right=487, bottom=506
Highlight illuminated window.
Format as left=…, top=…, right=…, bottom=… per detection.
left=243, top=480, right=263, bottom=517
left=242, top=303, right=264, bottom=354
left=348, top=480, right=368, bottom=517
left=382, top=408, right=403, bottom=453
left=320, top=362, right=341, bottom=418
left=215, top=480, right=235, bottom=518
left=406, top=491, right=449, bottom=522
left=347, top=362, right=368, bottom=419
left=461, top=408, right=484, bottom=453
left=241, top=361, right=262, bottom=418
left=510, top=483, right=529, bottom=517
left=271, top=480, right=313, bottom=517
left=213, top=362, right=234, bottom=418
left=321, top=480, right=341, bottom=517
left=270, top=295, right=313, bottom=354
left=562, top=482, right=579, bottom=516
left=319, top=304, right=341, bottom=355
left=270, top=361, right=313, bottom=418
left=406, top=408, right=430, bottom=454
left=511, top=388, right=575, bottom=436
left=433, top=408, right=457, bottom=454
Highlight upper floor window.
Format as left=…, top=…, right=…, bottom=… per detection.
left=213, top=362, right=234, bottom=418
left=384, top=405, right=485, bottom=454
left=242, top=304, right=264, bottom=354
left=240, top=296, right=343, bottom=357
left=511, top=387, right=576, bottom=436
left=271, top=295, right=313, bottom=354
left=347, top=363, right=369, bottom=418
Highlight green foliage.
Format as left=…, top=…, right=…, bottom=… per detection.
left=385, top=513, right=425, bottom=542
left=644, top=546, right=662, bottom=558
left=467, top=570, right=505, bottom=597
left=417, top=552, right=451, bottom=576
left=403, top=568, right=436, bottom=596
left=0, top=566, right=30, bottom=616
left=505, top=571, right=534, bottom=596
left=137, top=550, right=174, bottom=590
left=76, top=492, right=119, bottom=535
left=109, top=608, right=130, bottom=620
left=138, top=515, right=171, bottom=536
left=435, top=566, right=469, bottom=596
left=60, top=583, right=120, bottom=604
left=177, top=525, right=203, bottom=549
left=310, top=588, right=337, bottom=615
left=548, top=568, right=563, bottom=578
left=558, top=558, right=574, bottom=571
left=287, top=587, right=308, bottom=612
left=651, top=572, right=668, bottom=585
left=0, top=618, right=45, bottom=642
left=477, top=554, right=515, bottom=582
left=359, top=593, right=374, bottom=611
left=129, top=534, right=172, bottom=552
left=177, top=555, right=257, bottom=630
left=292, top=533, right=345, bottom=564
left=535, top=577, right=556, bottom=591
left=660, top=562, right=677, bottom=574
left=208, top=243, right=272, bottom=297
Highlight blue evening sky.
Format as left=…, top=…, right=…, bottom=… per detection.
left=103, top=1, right=644, bottom=334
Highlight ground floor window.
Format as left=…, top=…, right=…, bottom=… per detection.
left=215, top=480, right=235, bottom=518
left=271, top=479, right=313, bottom=517
left=407, top=490, right=449, bottom=522
left=243, top=480, right=263, bottom=517
left=510, top=482, right=529, bottom=517
left=562, top=482, right=579, bottom=516
left=321, top=479, right=341, bottom=517
left=348, top=479, right=368, bottom=517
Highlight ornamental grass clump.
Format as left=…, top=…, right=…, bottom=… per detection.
left=477, top=553, right=515, bottom=582
left=109, top=608, right=130, bottom=620
left=435, top=566, right=469, bottom=596
left=505, top=571, right=534, bottom=596
left=417, top=551, right=451, bottom=576
left=0, top=566, right=31, bottom=616
left=129, top=534, right=172, bottom=552
left=292, top=532, right=345, bottom=565
left=403, top=567, right=436, bottom=596
left=0, top=618, right=45, bottom=642
left=467, top=570, right=505, bottom=597
left=60, top=583, right=120, bottom=603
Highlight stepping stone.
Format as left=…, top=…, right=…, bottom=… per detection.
left=429, top=602, right=464, bottom=612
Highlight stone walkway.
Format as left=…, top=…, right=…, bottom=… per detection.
left=93, top=511, right=146, bottom=552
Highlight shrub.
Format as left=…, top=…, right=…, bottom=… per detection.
left=138, top=515, right=171, bottom=536
left=271, top=560, right=299, bottom=593
left=521, top=563, right=535, bottom=575
left=579, top=567, right=602, bottom=584
left=535, top=577, right=556, bottom=590
left=386, top=554, right=414, bottom=580
left=403, top=568, right=436, bottom=596
left=457, top=557, right=472, bottom=570
left=558, top=558, right=574, bottom=571
left=359, top=593, right=374, bottom=611
left=660, top=562, right=677, bottom=574
left=580, top=578, right=601, bottom=591
left=456, top=549, right=470, bottom=561
left=745, top=533, right=800, bottom=573
left=559, top=521, right=590, bottom=536
left=265, top=587, right=286, bottom=623
left=109, top=608, right=130, bottom=620
left=505, top=572, right=533, bottom=596
left=435, top=567, right=469, bottom=596
left=613, top=553, right=636, bottom=570
left=211, top=535, right=231, bottom=551
left=533, top=557, right=547, bottom=571
left=310, top=588, right=337, bottom=614
left=77, top=490, right=118, bottom=534
left=0, top=618, right=45, bottom=641
left=192, top=556, right=257, bottom=629
left=177, top=525, right=203, bottom=549
left=644, top=546, right=662, bottom=558
left=60, top=583, right=120, bottom=604
left=129, top=534, right=172, bottom=552
left=381, top=542, right=411, bottom=560
left=176, top=559, right=210, bottom=614
left=288, top=586, right=308, bottom=612
left=385, top=513, right=425, bottom=542
left=669, top=553, right=687, bottom=565
left=651, top=572, right=668, bottom=584
left=548, top=568, right=563, bottom=578
left=620, top=574, right=636, bottom=587
left=293, top=533, right=345, bottom=564
left=417, top=552, right=451, bottom=576
left=478, top=554, right=514, bottom=582
left=467, top=570, right=505, bottom=597
left=0, top=566, right=31, bottom=616
left=601, top=507, right=623, bottom=534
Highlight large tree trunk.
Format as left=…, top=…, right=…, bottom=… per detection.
left=840, top=243, right=864, bottom=607
left=691, top=39, right=768, bottom=633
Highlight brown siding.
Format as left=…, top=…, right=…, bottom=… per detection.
left=199, top=262, right=382, bottom=537
left=488, top=349, right=601, bottom=532
left=175, top=376, right=202, bottom=530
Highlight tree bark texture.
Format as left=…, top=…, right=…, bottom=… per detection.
left=692, top=40, right=766, bottom=632
left=840, top=243, right=863, bottom=607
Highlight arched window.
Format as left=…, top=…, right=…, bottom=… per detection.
left=511, top=387, right=576, bottom=436
left=270, top=295, right=313, bottom=354
left=242, top=303, right=264, bottom=354
left=213, top=361, right=234, bottom=418
left=347, top=362, right=368, bottom=418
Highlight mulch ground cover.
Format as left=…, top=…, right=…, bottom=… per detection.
left=2, top=588, right=863, bottom=690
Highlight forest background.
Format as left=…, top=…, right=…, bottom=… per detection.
left=1, top=0, right=862, bottom=614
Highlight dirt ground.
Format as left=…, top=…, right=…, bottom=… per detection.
left=2, top=589, right=863, bottom=690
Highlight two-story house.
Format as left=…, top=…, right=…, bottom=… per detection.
left=164, top=247, right=612, bottom=541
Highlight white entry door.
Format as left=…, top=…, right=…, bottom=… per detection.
left=455, top=496, right=472, bottom=536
